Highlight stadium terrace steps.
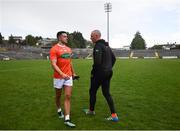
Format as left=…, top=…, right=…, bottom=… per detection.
left=1, top=47, right=180, bottom=60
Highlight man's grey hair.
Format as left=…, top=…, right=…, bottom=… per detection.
left=92, top=30, right=101, bottom=37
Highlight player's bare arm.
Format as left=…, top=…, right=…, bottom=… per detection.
left=51, top=59, right=70, bottom=80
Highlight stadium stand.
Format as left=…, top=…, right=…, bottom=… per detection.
left=0, top=51, right=42, bottom=60
left=132, top=50, right=156, bottom=58
left=1, top=45, right=180, bottom=60
left=72, top=48, right=93, bottom=59
left=157, top=49, right=180, bottom=58
left=112, top=49, right=131, bottom=58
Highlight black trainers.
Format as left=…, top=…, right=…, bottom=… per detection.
left=58, top=111, right=64, bottom=119
left=64, top=120, right=76, bottom=128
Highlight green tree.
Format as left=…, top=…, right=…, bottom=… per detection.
left=21, top=40, right=27, bottom=45
left=25, top=35, right=40, bottom=46
left=68, top=31, right=86, bottom=48
left=150, top=45, right=163, bottom=49
left=130, top=31, right=146, bottom=49
left=175, top=45, right=180, bottom=49
left=0, top=33, right=3, bottom=44
left=8, top=34, right=16, bottom=44
left=67, top=33, right=76, bottom=48
left=35, top=36, right=42, bottom=41
left=85, top=40, right=93, bottom=48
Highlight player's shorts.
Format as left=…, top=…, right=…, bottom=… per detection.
left=53, top=77, right=73, bottom=89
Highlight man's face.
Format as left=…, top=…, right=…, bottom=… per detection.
left=59, top=33, right=68, bottom=44
left=90, top=32, right=97, bottom=43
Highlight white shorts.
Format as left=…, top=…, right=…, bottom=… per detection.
left=53, top=77, right=73, bottom=89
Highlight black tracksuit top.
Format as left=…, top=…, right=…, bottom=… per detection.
left=92, top=39, right=116, bottom=74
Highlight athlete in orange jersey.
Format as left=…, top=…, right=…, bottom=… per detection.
left=50, top=31, right=77, bottom=127
left=50, top=43, right=73, bottom=79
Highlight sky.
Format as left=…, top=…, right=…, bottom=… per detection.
left=1, top=0, right=180, bottom=48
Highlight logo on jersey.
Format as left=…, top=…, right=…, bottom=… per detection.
left=95, top=49, right=99, bottom=52
left=61, top=53, right=71, bottom=58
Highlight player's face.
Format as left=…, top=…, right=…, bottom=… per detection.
left=60, top=33, right=68, bottom=44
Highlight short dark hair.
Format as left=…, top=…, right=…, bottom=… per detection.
left=57, top=31, right=67, bottom=39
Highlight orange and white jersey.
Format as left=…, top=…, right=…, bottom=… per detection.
left=50, top=44, right=72, bottom=79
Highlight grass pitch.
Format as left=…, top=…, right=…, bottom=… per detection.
left=0, top=59, right=180, bottom=129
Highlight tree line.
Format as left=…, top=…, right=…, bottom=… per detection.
left=0, top=32, right=92, bottom=48
left=0, top=31, right=146, bottom=49
left=1, top=31, right=179, bottom=49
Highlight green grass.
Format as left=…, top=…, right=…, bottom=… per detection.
left=0, top=59, right=180, bottom=129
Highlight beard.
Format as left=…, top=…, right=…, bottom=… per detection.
left=61, top=40, right=67, bottom=44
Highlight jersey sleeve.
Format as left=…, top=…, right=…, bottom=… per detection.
left=49, top=48, right=57, bottom=60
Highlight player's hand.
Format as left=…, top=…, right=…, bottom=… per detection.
left=61, top=73, right=70, bottom=80
left=73, top=74, right=80, bottom=80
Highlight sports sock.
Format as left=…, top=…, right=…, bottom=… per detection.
left=65, top=114, right=70, bottom=121
left=57, top=108, right=62, bottom=112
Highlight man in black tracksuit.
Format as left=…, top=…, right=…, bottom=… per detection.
left=83, top=30, right=119, bottom=122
